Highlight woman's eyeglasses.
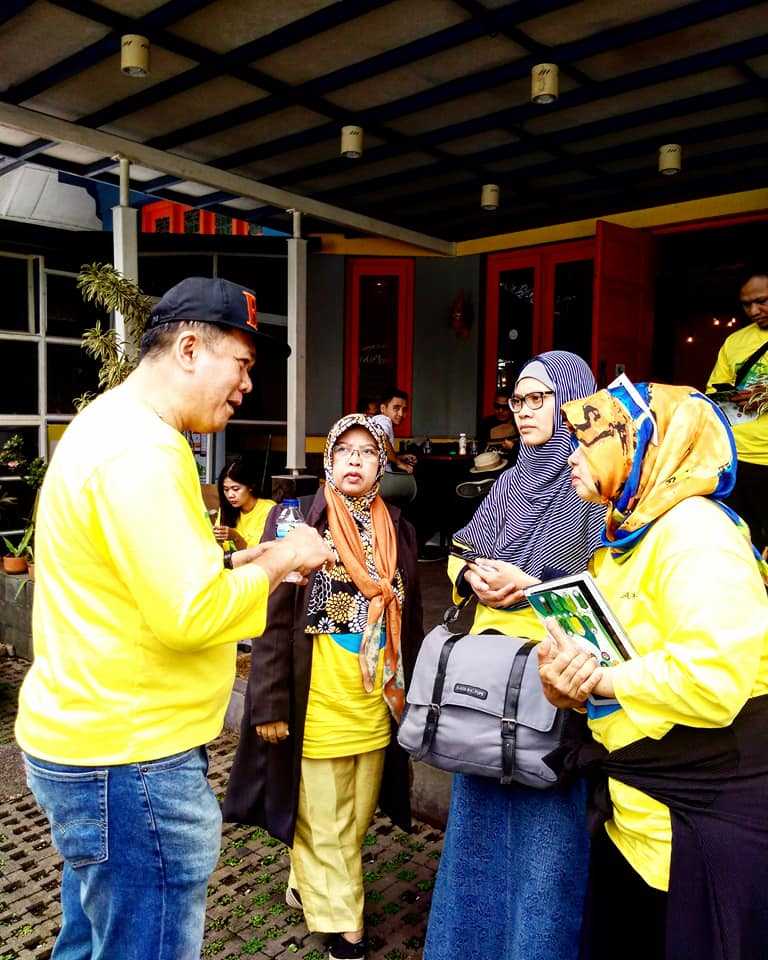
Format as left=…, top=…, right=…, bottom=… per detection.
left=332, top=444, right=379, bottom=462
left=508, top=390, right=555, bottom=413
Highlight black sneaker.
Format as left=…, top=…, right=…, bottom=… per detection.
left=328, top=933, right=367, bottom=960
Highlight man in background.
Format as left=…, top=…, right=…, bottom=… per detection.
left=707, top=267, right=768, bottom=552
left=477, top=390, right=518, bottom=452
left=16, top=277, right=333, bottom=960
left=371, top=387, right=417, bottom=474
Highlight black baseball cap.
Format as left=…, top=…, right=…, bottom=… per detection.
left=149, top=277, right=291, bottom=357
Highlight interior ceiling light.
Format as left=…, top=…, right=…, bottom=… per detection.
left=531, top=63, right=558, bottom=104
left=658, top=143, right=682, bottom=175
left=341, top=125, right=363, bottom=159
left=121, top=35, right=150, bottom=77
left=481, top=184, right=499, bottom=211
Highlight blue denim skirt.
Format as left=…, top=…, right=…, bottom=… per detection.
left=424, top=773, right=589, bottom=960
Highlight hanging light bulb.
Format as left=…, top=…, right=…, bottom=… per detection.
left=531, top=63, right=558, bottom=104
left=481, top=184, right=499, bottom=211
left=121, top=35, right=150, bottom=77
left=658, top=144, right=682, bottom=175
left=340, top=125, right=363, bottom=159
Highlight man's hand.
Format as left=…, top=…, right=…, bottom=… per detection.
left=281, top=524, right=335, bottom=575
left=255, top=721, right=289, bottom=743
left=400, top=453, right=418, bottom=466
left=464, top=559, right=539, bottom=608
left=396, top=459, right=414, bottom=474
left=537, top=618, right=605, bottom=706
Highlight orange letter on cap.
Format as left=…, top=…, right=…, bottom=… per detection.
left=241, top=290, right=258, bottom=329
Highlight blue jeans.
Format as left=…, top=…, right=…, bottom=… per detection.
left=24, top=746, right=222, bottom=960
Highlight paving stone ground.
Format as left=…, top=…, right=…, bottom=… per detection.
left=0, top=659, right=442, bottom=960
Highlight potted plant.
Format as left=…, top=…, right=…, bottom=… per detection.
left=2, top=524, right=33, bottom=575
left=0, top=434, right=25, bottom=473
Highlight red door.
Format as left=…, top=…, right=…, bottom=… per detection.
left=592, top=221, right=656, bottom=386
left=344, top=258, right=414, bottom=436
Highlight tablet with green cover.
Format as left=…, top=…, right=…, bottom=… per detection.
left=524, top=571, right=636, bottom=672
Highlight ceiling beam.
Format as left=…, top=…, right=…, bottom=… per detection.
left=143, top=0, right=578, bottom=152
left=0, top=101, right=454, bottom=254
left=3, top=0, right=217, bottom=104
left=160, top=3, right=766, bottom=184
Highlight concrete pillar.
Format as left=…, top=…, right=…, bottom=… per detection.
left=111, top=156, right=138, bottom=353
left=286, top=225, right=307, bottom=473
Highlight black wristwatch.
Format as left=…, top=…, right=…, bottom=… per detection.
left=223, top=550, right=234, bottom=570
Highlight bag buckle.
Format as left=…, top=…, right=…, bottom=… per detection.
left=443, top=604, right=462, bottom=626
left=429, top=702, right=441, bottom=716
left=500, top=716, right=516, bottom=735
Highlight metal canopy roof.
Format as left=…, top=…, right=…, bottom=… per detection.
left=0, top=0, right=766, bottom=246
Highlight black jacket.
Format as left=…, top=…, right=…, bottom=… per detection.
left=222, top=487, right=424, bottom=845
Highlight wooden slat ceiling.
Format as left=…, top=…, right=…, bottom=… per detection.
left=0, top=0, right=766, bottom=241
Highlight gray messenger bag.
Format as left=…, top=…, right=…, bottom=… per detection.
left=397, top=611, right=567, bottom=788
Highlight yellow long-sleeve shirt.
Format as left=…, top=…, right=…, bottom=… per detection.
left=15, top=386, right=270, bottom=766
left=707, top=322, right=768, bottom=465
left=590, top=496, right=768, bottom=890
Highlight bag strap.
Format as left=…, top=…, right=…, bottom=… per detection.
left=735, top=339, right=768, bottom=387
left=411, top=633, right=465, bottom=762
left=500, top=641, right=536, bottom=785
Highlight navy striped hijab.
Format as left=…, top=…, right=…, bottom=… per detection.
left=455, top=351, right=604, bottom=578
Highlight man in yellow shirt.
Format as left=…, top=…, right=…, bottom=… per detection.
left=15, top=277, right=333, bottom=960
left=707, top=268, right=768, bottom=552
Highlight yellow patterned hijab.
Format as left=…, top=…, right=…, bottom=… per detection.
left=561, top=378, right=740, bottom=550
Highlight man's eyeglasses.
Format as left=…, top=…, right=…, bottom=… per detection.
left=332, top=443, right=379, bottom=462
left=508, top=390, right=555, bottom=413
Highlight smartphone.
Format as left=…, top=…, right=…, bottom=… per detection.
left=449, top=538, right=480, bottom=563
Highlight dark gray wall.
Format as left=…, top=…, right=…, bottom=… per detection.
left=306, top=253, right=483, bottom=439
left=412, top=255, right=482, bottom=438
left=307, top=254, right=345, bottom=435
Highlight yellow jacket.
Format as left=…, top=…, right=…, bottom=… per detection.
left=591, top=496, right=768, bottom=890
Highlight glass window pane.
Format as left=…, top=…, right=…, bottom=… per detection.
left=225, top=424, right=285, bottom=496
left=47, top=343, right=100, bottom=415
left=0, top=255, right=30, bottom=332
left=0, top=340, right=38, bottom=414
left=46, top=273, right=106, bottom=337
left=217, top=256, right=287, bottom=315
left=497, top=268, right=534, bottom=391
left=552, top=260, right=593, bottom=362
left=138, top=255, right=214, bottom=297
left=0, top=426, right=38, bottom=533
left=231, top=321, right=288, bottom=422
left=357, top=275, right=399, bottom=404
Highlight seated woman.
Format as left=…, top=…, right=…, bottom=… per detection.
left=424, top=351, right=605, bottom=960
left=213, top=456, right=276, bottom=553
left=223, top=414, right=424, bottom=960
left=537, top=378, right=768, bottom=959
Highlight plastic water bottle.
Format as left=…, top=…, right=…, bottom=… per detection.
left=275, top=498, right=304, bottom=583
left=458, top=432, right=467, bottom=456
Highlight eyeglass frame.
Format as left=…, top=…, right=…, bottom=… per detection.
left=508, top=390, right=555, bottom=413
left=331, top=442, right=380, bottom=462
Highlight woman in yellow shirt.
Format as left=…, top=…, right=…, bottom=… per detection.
left=213, top=456, right=275, bottom=552
left=535, top=377, right=768, bottom=960
left=223, top=414, right=423, bottom=960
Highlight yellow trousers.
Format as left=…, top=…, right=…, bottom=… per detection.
left=288, top=748, right=386, bottom=932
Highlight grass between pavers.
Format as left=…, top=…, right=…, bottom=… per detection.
left=0, top=666, right=440, bottom=960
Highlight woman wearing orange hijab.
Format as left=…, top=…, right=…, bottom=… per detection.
left=537, top=377, right=768, bottom=960
left=224, top=414, right=424, bottom=960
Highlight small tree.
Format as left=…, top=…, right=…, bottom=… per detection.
left=74, top=263, right=153, bottom=410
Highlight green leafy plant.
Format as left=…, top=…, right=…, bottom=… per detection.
left=0, top=486, right=17, bottom=510
left=0, top=435, right=24, bottom=470
left=23, top=457, right=47, bottom=491
left=74, top=263, right=153, bottom=410
left=3, top=524, right=33, bottom=559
